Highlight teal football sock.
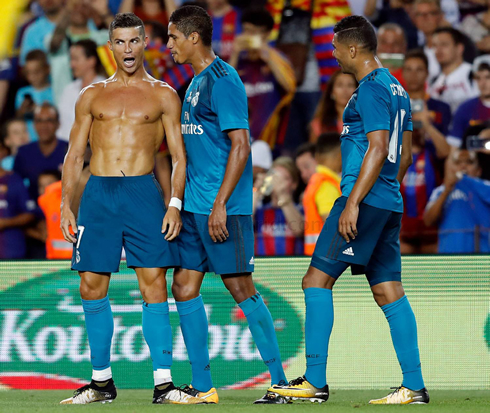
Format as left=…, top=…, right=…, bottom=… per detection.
left=176, top=295, right=213, bottom=392
left=381, top=295, right=425, bottom=391
left=304, top=287, right=333, bottom=389
left=81, top=296, right=114, bottom=370
left=142, top=301, right=172, bottom=371
left=238, top=292, right=287, bottom=386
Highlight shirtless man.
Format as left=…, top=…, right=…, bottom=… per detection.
left=59, top=13, right=197, bottom=405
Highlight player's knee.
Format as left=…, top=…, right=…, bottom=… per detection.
left=79, top=282, right=106, bottom=301
left=140, top=286, right=165, bottom=304
left=171, top=281, right=199, bottom=302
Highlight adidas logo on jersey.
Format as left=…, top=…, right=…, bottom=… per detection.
left=249, top=257, right=255, bottom=265
left=342, top=247, right=354, bottom=256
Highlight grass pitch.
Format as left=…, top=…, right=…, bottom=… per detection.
left=0, top=390, right=489, bottom=412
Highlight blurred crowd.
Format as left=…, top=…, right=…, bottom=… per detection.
left=1, top=0, right=489, bottom=260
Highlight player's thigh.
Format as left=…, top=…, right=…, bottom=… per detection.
left=73, top=178, right=123, bottom=274
left=122, top=176, right=180, bottom=270
left=135, top=267, right=168, bottom=303
left=176, top=211, right=210, bottom=274
left=172, top=268, right=205, bottom=301
left=197, top=214, right=255, bottom=276
left=365, top=211, right=403, bottom=290
left=79, top=271, right=111, bottom=300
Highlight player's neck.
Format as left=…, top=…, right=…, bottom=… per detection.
left=113, top=66, right=149, bottom=84
left=353, top=55, right=383, bottom=82
left=190, top=50, right=217, bottom=76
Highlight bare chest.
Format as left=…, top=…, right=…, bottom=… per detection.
left=91, top=87, right=162, bottom=123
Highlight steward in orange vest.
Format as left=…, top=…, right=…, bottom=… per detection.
left=303, top=133, right=342, bottom=255
left=38, top=180, right=73, bottom=259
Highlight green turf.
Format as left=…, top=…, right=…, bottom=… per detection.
left=0, top=390, right=489, bottom=412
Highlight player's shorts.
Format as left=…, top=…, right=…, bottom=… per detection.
left=311, top=196, right=402, bottom=287
left=177, top=210, right=254, bottom=275
left=72, top=174, right=180, bottom=273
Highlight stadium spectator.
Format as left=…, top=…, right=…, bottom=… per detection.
left=447, top=55, right=490, bottom=148
left=19, top=0, right=65, bottom=65
left=403, top=50, right=452, bottom=141
left=207, top=0, right=242, bottom=62
left=309, top=71, right=357, bottom=141
left=1, top=119, right=30, bottom=172
left=229, top=8, right=296, bottom=151
left=424, top=149, right=490, bottom=253
left=251, top=139, right=273, bottom=180
left=119, top=0, right=177, bottom=26
left=47, top=0, right=110, bottom=103
left=0, top=137, right=35, bottom=259
left=295, top=143, right=317, bottom=185
left=58, top=40, right=106, bottom=141
left=15, top=50, right=55, bottom=142
left=13, top=103, right=67, bottom=201
left=412, top=0, right=444, bottom=81
left=430, top=27, right=479, bottom=113
left=460, top=0, right=490, bottom=54
left=366, top=0, right=419, bottom=50
left=376, top=23, right=407, bottom=84
left=253, top=157, right=304, bottom=256
left=38, top=169, right=73, bottom=259
left=303, top=133, right=341, bottom=256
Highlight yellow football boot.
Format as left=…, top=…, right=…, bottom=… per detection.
left=369, top=386, right=430, bottom=404
left=268, top=376, right=329, bottom=403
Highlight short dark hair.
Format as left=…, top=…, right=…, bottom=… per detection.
left=34, top=102, right=59, bottom=121
left=476, top=62, right=490, bottom=73
left=433, top=27, right=464, bottom=45
left=25, top=49, right=49, bottom=66
left=72, top=39, right=103, bottom=74
left=404, top=49, right=429, bottom=70
left=39, top=169, right=62, bottom=182
left=110, top=13, right=145, bottom=40
left=241, top=8, right=275, bottom=32
left=169, top=5, right=213, bottom=47
left=316, top=133, right=341, bottom=156
left=334, top=15, right=377, bottom=53
left=295, top=143, right=316, bottom=159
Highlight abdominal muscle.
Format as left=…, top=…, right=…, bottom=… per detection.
left=88, top=118, right=163, bottom=177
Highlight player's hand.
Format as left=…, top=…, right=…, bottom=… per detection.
left=209, top=203, right=229, bottom=243
left=60, top=206, right=77, bottom=243
left=162, top=207, right=182, bottom=241
left=338, top=202, right=359, bottom=243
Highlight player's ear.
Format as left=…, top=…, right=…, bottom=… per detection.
left=144, top=35, right=149, bottom=49
left=108, top=39, right=113, bottom=51
left=191, top=32, right=200, bottom=45
left=349, top=45, right=356, bottom=59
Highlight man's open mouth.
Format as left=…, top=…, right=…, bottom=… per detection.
left=123, top=57, right=136, bottom=68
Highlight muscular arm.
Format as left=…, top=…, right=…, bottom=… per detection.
left=397, top=130, right=413, bottom=184
left=209, top=129, right=251, bottom=242
left=60, top=87, right=94, bottom=242
left=160, top=86, right=186, bottom=240
left=339, top=130, right=389, bottom=241
left=161, top=87, right=186, bottom=203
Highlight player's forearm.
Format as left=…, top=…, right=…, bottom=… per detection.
left=1, top=213, right=34, bottom=229
left=214, top=139, right=250, bottom=207
left=347, top=145, right=388, bottom=207
left=423, top=189, right=451, bottom=226
left=397, top=152, right=413, bottom=184
left=170, top=152, right=186, bottom=202
left=61, top=152, right=85, bottom=211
